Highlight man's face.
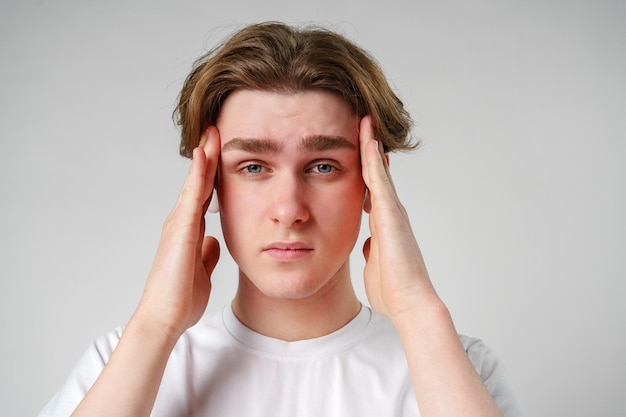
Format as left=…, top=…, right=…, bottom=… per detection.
left=216, top=89, right=366, bottom=300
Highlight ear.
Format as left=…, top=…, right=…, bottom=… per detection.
left=207, top=188, right=220, bottom=213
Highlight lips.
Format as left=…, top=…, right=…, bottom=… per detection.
left=262, top=241, right=314, bottom=260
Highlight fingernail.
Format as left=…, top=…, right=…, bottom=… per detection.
left=198, top=133, right=207, bottom=148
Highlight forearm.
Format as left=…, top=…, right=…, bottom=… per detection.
left=70, top=314, right=178, bottom=417
left=392, top=296, right=504, bottom=417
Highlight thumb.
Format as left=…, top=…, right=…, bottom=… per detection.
left=201, top=236, right=220, bottom=276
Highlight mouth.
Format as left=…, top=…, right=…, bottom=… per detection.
left=262, top=241, right=314, bottom=260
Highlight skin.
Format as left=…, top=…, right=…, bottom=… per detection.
left=216, top=90, right=364, bottom=340
left=70, top=90, right=503, bottom=417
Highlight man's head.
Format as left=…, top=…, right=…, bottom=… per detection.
left=214, top=89, right=365, bottom=301
left=174, top=21, right=415, bottom=156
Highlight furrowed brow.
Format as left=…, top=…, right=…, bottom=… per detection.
left=298, top=135, right=357, bottom=152
left=221, top=138, right=282, bottom=154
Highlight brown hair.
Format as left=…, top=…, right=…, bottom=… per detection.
left=174, top=22, right=416, bottom=157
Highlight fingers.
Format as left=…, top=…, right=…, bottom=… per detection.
left=358, top=115, right=375, bottom=186
left=175, top=148, right=208, bottom=224
left=359, top=116, right=397, bottom=209
left=173, top=127, right=220, bottom=224
left=202, top=126, right=221, bottom=205
left=194, top=127, right=220, bottom=252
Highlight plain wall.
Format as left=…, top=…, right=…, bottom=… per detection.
left=1, top=0, right=625, bottom=416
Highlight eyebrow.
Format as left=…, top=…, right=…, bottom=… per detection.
left=298, top=135, right=357, bottom=152
left=221, top=135, right=356, bottom=154
left=221, top=138, right=282, bottom=153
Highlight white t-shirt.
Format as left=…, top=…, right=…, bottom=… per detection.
left=38, top=305, right=521, bottom=416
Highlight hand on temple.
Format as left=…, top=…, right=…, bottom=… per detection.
left=133, top=126, right=221, bottom=341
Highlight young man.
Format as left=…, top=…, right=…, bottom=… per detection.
left=39, top=22, right=520, bottom=417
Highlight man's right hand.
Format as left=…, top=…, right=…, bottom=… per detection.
left=133, top=126, right=221, bottom=342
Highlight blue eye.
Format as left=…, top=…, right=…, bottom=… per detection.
left=245, top=164, right=263, bottom=174
left=315, top=164, right=333, bottom=173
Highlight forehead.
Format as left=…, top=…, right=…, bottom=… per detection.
left=216, top=89, right=359, bottom=147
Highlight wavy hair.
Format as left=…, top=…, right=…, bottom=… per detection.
left=174, top=22, right=416, bottom=157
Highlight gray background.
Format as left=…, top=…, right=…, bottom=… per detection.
left=1, top=0, right=624, bottom=416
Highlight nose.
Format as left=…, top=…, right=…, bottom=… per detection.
left=269, top=173, right=310, bottom=226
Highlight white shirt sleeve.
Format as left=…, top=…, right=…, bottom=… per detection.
left=37, top=327, right=123, bottom=417
left=461, top=335, right=523, bottom=417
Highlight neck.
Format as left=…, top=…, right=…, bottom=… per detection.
left=231, top=264, right=361, bottom=341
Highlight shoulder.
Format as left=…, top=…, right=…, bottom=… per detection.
left=367, top=311, right=522, bottom=417
left=38, top=309, right=226, bottom=417
left=459, top=335, right=523, bottom=417
left=458, top=334, right=510, bottom=387
left=459, top=334, right=499, bottom=370
left=37, top=325, right=124, bottom=416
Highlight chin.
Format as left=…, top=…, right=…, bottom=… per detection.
left=260, top=278, right=327, bottom=300
left=240, top=269, right=340, bottom=301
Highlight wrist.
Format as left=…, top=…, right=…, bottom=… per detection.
left=126, top=309, right=182, bottom=353
left=389, top=293, right=453, bottom=335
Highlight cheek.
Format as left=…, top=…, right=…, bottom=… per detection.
left=317, top=182, right=366, bottom=231
left=217, top=175, right=254, bottom=214
left=216, top=181, right=258, bottom=244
